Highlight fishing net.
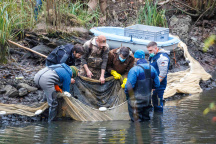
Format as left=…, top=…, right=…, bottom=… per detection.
left=0, top=40, right=212, bottom=121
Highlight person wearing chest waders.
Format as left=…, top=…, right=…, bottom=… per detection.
left=34, top=63, right=78, bottom=122
left=147, top=41, right=170, bottom=112
left=106, top=46, right=134, bottom=88
left=80, top=35, right=109, bottom=84
left=125, top=64, right=160, bottom=122
left=46, top=44, right=84, bottom=68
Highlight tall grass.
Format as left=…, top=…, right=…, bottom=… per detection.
left=187, top=0, right=216, bottom=18
left=0, top=0, right=35, bottom=63
left=0, top=0, right=100, bottom=63
left=137, top=1, right=168, bottom=27
left=38, top=0, right=100, bottom=29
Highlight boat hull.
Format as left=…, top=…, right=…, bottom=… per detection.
left=90, top=27, right=180, bottom=53
left=106, top=38, right=178, bottom=53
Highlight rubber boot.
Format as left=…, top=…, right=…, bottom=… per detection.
left=48, top=92, right=58, bottom=123
left=152, top=90, right=164, bottom=112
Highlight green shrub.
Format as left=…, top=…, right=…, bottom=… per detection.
left=137, top=1, right=168, bottom=27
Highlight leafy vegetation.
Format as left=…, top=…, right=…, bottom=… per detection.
left=203, top=35, right=216, bottom=52
left=137, top=1, right=168, bottom=27
left=0, top=0, right=34, bottom=63
left=0, top=0, right=100, bottom=63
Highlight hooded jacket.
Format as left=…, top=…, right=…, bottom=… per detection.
left=107, top=47, right=135, bottom=75
left=53, top=63, right=72, bottom=92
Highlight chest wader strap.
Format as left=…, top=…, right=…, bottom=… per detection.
left=137, top=65, right=151, bottom=79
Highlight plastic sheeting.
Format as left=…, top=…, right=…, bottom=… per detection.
left=164, top=41, right=212, bottom=98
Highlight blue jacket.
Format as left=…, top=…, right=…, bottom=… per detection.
left=125, top=64, right=160, bottom=94
left=148, top=49, right=170, bottom=89
left=54, top=63, right=72, bottom=92
left=137, top=58, right=148, bottom=65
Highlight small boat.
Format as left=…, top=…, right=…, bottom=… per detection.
left=90, top=27, right=180, bottom=53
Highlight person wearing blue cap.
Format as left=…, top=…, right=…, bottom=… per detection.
left=134, top=49, right=148, bottom=65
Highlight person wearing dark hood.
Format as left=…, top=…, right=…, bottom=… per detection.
left=147, top=41, right=170, bottom=112
left=46, top=44, right=84, bottom=68
left=34, top=63, right=79, bottom=122
left=134, top=49, right=148, bottom=65
left=106, top=46, right=135, bottom=88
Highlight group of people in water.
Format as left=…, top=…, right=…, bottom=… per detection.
left=34, top=35, right=170, bottom=122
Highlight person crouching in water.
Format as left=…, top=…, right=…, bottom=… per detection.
left=34, top=63, right=78, bottom=122
left=125, top=63, right=160, bottom=122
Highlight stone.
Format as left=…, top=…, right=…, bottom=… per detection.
left=19, top=88, right=28, bottom=97
left=4, top=85, right=19, bottom=98
left=0, top=88, right=6, bottom=94
left=17, top=83, right=38, bottom=92
left=169, top=15, right=192, bottom=44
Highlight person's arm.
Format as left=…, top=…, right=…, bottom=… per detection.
left=62, top=78, right=71, bottom=92
left=106, top=51, right=114, bottom=73
left=100, top=69, right=105, bottom=84
left=125, top=67, right=138, bottom=94
left=84, top=64, right=93, bottom=78
left=82, top=42, right=93, bottom=78
left=157, top=54, right=169, bottom=82
left=101, top=48, right=109, bottom=70
left=81, top=42, right=89, bottom=68
left=151, top=66, right=160, bottom=88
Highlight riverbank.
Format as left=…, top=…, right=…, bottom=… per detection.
left=0, top=0, right=216, bottom=124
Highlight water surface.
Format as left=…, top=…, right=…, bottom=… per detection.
left=0, top=88, right=216, bottom=143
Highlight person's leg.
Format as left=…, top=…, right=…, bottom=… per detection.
left=34, top=0, right=43, bottom=21
left=39, top=70, right=60, bottom=122
left=152, top=89, right=164, bottom=112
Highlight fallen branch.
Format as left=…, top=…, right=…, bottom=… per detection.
left=158, top=0, right=170, bottom=6
left=193, top=6, right=212, bottom=27
left=8, top=40, right=47, bottom=58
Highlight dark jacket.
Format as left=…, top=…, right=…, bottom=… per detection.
left=107, top=48, right=135, bottom=75
left=46, top=44, right=75, bottom=66
left=148, top=49, right=170, bottom=89
left=125, top=64, right=160, bottom=95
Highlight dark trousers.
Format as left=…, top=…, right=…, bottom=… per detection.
left=152, top=88, right=165, bottom=112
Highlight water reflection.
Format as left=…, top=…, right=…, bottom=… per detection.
left=0, top=88, right=216, bottom=143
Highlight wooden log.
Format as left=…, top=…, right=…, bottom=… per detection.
left=8, top=40, right=47, bottom=58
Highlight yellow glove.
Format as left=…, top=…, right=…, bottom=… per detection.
left=121, top=78, right=127, bottom=88
left=111, top=70, right=121, bottom=80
